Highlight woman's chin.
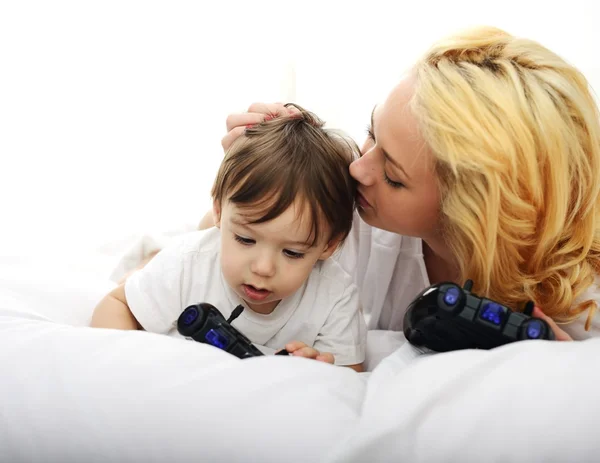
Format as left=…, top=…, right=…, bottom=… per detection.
left=357, top=206, right=380, bottom=229
left=357, top=208, right=412, bottom=236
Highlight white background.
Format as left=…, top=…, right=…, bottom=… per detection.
left=1, top=0, right=599, bottom=256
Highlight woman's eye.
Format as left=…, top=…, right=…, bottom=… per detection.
left=284, top=249, right=305, bottom=259
left=234, top=235, right=255, bottom=245
left=365, top=125, right=375, bottom=141
left=384, top=172, right=405, bottom=189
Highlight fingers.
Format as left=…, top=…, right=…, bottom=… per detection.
left=283, top=104, right=301, bottom=116
left=316, top=352, right=335, bottom=364
left=220, top=126, right=246, bottom=152
left=532, top=306, right=573, bottom=341
left=225, top=112, right=266, bottom=133
left=247, top=102, right=297, bottom=118
left=226, top=103, right=297, bottom=131
left=285, top=340, right=309, bottom=353
left=293, top=346, right=321, bottom=359
left=221, top=102, right=299, bottom=152
left=283, top=341, right=335, bottom=364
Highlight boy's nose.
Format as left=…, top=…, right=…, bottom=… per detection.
left=251, top=254, right=276, bottom=278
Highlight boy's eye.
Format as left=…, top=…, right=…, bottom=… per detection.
left=283, top=249, right=305, bottom=259
left=234, top=235, right=255, bottom=245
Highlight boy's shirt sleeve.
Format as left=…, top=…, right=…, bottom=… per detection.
left=313, top=283, right=367, bottom=366
left=124, top=238, right=190, bottom=333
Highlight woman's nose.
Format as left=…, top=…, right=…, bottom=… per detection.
left=349, top=148, right=378, bottom=186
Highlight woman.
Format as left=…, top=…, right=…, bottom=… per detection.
left=209, top=26, right=600, bottom=357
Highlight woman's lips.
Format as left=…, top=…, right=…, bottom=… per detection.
left=356, top=191, right=372, bottom=209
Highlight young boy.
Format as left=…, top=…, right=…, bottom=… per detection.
left=91, top=106, right=366, bottom=370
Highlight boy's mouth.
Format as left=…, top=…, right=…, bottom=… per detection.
left=242, top=284, right=272, bottom=301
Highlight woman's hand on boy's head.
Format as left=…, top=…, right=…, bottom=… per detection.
left=221, top=102, right=299, bottom=151
left=284, top=341, right=335, bottom=364
left=532, top=306, right=573, bottom=341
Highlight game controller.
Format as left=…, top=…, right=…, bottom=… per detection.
left=177, top=303, right=265, bottom=359
left=403, top=280, right=555, bottom=352
left=177, top=303, right=291, bottom=359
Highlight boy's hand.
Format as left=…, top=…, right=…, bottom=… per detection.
left=284, top=341, right=335, bottom=364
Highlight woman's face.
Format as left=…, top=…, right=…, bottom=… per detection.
left=349, top=75, right=441, bottom=239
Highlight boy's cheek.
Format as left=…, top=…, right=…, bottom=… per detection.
left=220, top=257, right=238, bottom=288
left=219, top=244, right=239, bottom=284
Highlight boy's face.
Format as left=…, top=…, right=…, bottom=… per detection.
left=214, top=199, right=338, bottom=314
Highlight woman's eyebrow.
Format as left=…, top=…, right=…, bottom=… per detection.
left=383, top=150, right=411, bottom=179
left=370, top=105, right=377, bottom=130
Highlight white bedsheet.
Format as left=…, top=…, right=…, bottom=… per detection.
left=2, top=252, right=600, bottom=462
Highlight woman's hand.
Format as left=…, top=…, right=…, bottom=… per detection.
left=283, top=341, right=335, bottom=364
left=221, top=102, right=299, bottom=152
left=532, top=306, right=573, bottom=341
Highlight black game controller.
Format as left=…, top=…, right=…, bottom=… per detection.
left=403, top=280, right=555, bottom=352
left=177, top=303, right=291, bottom=359
left=177, top=303, right=265, bottom=359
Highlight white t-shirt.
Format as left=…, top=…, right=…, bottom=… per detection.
left=124, top=228, right=366, bottom=366
left=334, top=212, right=600, bottom=340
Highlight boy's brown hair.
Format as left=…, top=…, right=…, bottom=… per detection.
left=211, top=104, right=358, bottom=245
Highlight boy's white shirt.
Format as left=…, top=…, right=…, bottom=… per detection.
left=125, top=227, right=367, bottom=365
left=334, top=211, right=600, bottom=339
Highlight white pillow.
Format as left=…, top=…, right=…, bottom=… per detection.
left=4, top=313, right=600, bottom=463
left=326, top=338, right=600, bottom=462
left=0, top=315, right=366, bottom=463
left=3, top=254, right=600, bottom=462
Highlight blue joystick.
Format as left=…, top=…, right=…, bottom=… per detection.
left=526, top=320, right=543, bottom=339
left=205, top=328, right=229, bottom=349
left=181, top=307, right=198, bottom=326
left=444, top=287, right=460, bottom=305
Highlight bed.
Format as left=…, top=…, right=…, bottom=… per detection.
left=1, top=236, right=599, bottom=462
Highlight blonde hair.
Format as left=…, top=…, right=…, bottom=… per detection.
left=411, top=26, right=600, bottom=328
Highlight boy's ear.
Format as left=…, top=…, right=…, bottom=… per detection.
left=212, top=200, right=222, bottom=228
left=318, top=236, right=342, bottom=261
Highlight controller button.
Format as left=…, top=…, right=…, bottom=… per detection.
left=205, top=328, right=229, bottom=349
left=480, top=302, right=505, bottom=326
left=182, top=307, right=198, bottom=326
left=458, top=306, right=476, bottom=322
left=443, top=287, right=460, bottom=306
left=526, top=320, right=543, bottom=339
left=466, top=294, right=481, bottom=310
